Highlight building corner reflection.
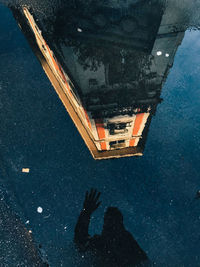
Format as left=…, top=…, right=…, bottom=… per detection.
left=10, top=0, right=187, bottom=159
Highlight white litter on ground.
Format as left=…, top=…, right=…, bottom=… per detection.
left=22, top=168, right=30, bottom=173
left=25, top=220, right=30, bottom=224
left=77, top=28, right=82, bottom=32
left=37, top=207, right=43, bottom=213
left=165, top=53, right=169, bottom=57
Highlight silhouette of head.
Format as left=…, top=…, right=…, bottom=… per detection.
left=102, top=207, right=124, bottom=234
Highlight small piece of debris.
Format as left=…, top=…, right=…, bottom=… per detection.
left=29, top=230, right=32, bottom=233
left=22, top=168, right=30, bottom=173
left=37, top=207, right=43, bottom=213
left=77, top=28, right=83, bottom=32
left=25, top=220, right=30, bottom=224
left=165, top=53, right=169, bottom=57
left=44, top=214, right=50, bottom=219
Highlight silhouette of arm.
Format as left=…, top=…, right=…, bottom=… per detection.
left=74, top=209, right=91, bottom=249
left=74, top=189, right=101, bottom=250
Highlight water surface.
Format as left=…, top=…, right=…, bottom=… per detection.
left=0, top=1, right=200, bottom=266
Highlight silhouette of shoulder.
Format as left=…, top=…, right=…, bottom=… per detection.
left=122, top=230, right=148, bottom=261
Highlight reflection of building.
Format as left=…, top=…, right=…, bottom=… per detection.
left=53, top=0, right=165, bottom=52
left=11, top=1, right=187, bottom=159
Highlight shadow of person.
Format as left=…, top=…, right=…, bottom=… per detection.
left=74, top=189, right=148, bottom=267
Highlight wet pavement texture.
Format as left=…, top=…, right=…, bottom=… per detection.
left=0, top=1, right=200, bottom=266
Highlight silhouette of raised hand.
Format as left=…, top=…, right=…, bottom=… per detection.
left=83, top=188, right=101, bottom=215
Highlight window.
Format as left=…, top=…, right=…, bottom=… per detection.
left=109, top=140, right=126, bottom=149
left=107, top=122, right=130, bottom=135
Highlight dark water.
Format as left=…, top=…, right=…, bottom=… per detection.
left=0, top=1, right=200, bottom=266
